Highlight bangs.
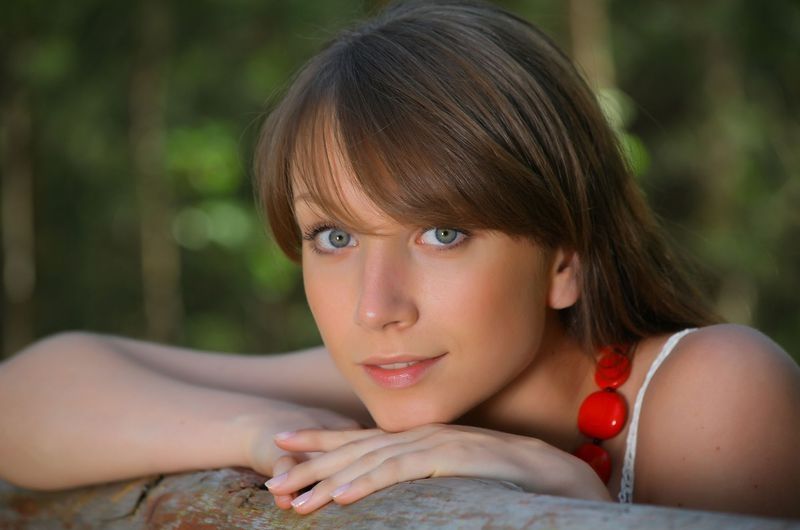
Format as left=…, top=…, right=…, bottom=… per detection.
left=290, top=89, right=512, bottom=236
left=257, top=5, right=569, bottom=261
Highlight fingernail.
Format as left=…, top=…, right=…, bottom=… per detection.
left=265, top=473, right=287, bottom=489
left=331, top=483, right=351, bottom=499
left=274, top=431, right=295, bottom=440
left=291, top=490, right=313, bottom=508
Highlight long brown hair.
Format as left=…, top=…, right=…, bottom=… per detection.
left=254, top=0, right=719, bottom=349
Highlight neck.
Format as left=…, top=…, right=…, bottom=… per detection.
left=456, top=311, right=596, bottom=452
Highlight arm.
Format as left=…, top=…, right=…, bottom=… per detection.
left=98, top=334, right=371, bottom=423
left=264, top=423, right=611, bottom=512
left=634, top=324, right=800, bottom=517
left=0, top=332, right=370, bottom=490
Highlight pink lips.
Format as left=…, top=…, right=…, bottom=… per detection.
left=361, top=354, right=446, bottom=389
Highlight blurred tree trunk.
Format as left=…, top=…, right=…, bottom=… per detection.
left=1, top=87, right=36, bottom=357
left=130, top=0, right=183, bottom=342
left=568, top=0, right=615, bottom=90
left=699, top=30, right=754, bottom=324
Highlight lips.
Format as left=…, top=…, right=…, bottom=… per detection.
left=361, top=353, right=446, bottom=389
left=374, top=360, right=421, bottom=369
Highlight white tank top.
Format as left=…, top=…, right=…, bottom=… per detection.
left=618, top=328, right=697, bottom=503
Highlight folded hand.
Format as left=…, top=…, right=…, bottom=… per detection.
left=264, top=423, right=610, bottom=514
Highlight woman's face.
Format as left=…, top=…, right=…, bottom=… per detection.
left=294, top=170, right=559, bottom=431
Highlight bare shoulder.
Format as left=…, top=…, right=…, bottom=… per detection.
left=634, top=324, right=800, bottom=517
left=661, top=324, right=798, bottom=381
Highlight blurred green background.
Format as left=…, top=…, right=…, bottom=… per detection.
left=1, top=0, right=798, bottom=361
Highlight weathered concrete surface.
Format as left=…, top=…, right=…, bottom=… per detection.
left=1, top=468, right=798, bottom=529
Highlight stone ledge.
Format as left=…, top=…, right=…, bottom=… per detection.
left=1, top=468, right=797, bottom=529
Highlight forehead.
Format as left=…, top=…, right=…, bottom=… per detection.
left=291, top=139, right=400, bottom=233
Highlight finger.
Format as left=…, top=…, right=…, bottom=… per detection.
left=268, top=429, right=433, bottom=494
left=330, top=448, right=446, bottom=506
left=275, top=423, right=444, bottom=453
left=268, top=454, right=302, bottom=510
left=290, top=447, right=436, bottom=514
left=273, top=428, right=384, bottom=452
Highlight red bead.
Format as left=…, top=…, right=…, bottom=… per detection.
left=577, top=389, right=627, bottom=440
left=574, top=442, right=611, bottom=483
left=595, top=346, right=632, bottom=389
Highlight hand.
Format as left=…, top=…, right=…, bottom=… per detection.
left=242, top=400, right=365, bottom=508
left=264, top=423, right=611, bottom=514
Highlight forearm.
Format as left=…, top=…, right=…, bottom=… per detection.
left=97, top=334, right=370, bottom=424
left=0, top=334, right=278, bottom=490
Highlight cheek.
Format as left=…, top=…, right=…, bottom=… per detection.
left=302, top=262, right=351, bottom=345
left=447, top=259, right=549, bottom=369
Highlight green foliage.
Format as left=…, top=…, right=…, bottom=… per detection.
left=597, top=88, right=651, bottom=176
left=168, top=123, right=242, bottom=195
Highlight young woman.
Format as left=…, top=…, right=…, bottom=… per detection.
left=1, top=0, right=798, bottom=519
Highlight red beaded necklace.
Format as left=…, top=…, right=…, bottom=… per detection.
left=573, top=344, right=633, bottom=483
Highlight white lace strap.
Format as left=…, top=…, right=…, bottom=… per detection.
left=617, top=328, right=697, bottom=503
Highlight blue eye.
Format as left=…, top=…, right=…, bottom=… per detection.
left=303, top=224, right=356, bottom=254
left=323, top=228, right=352, bottom=249
left=420, top=228, right=467, bottom=248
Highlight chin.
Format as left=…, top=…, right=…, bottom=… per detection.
left=375, top=416, right=428, bottom=432
left=368, top=400, right=459, bottom=432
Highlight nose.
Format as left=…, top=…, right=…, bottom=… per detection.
left=354, top=245, right=419, bottom=332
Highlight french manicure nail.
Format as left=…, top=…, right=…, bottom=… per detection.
left=291, top=490, right=313, bottom=508
left=274, top=431, right=296, bottom=440
left=265, top=473, right=287, bottom=489
left=331, top=483, right=351, bottom=498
